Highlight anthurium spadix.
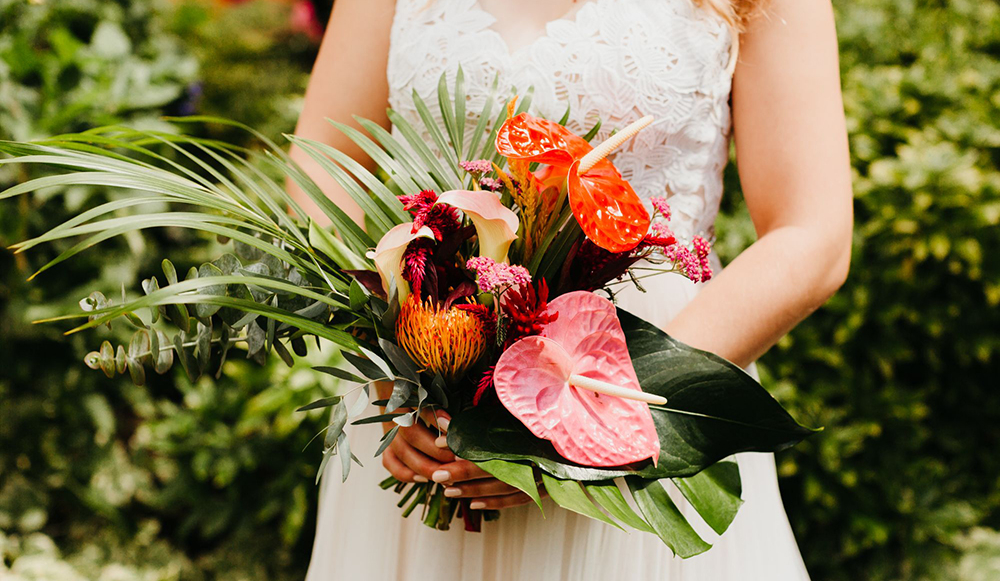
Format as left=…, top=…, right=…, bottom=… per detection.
left=369, top=223, right=435, bottom=302
left=493, top=291, right=661, bottom=467
left=436, top=190, right=519, bottom=263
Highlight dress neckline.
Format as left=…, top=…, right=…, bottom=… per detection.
left=470, top=0, right=601, bottom=58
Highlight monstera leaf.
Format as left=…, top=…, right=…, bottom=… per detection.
left=449, top=307, right=814, bottom=555
left=448, top=307, right=816, bottom=480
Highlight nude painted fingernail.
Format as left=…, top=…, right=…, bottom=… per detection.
left=432, top=470, right=451, bottom=483
left=444, top=487, right=462, bottom=498
left=413, top=475, right=429, bottom=483
left=469, top=501, right=486, bottom=510
left=434, top=435, right=448, bottom=448
left=437, top=417, right=450, bottom=431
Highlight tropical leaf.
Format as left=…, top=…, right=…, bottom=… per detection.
left=447, top=307, right=815, bottom=481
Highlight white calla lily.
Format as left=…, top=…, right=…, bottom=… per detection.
left=369, top=223, right=435, bottom=302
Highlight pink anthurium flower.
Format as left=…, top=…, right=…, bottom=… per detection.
left=493, top=291, right=661, bottom=467
left=369, top=223, right=435, bottom=302
left=436, top=190, right=519, bottom=263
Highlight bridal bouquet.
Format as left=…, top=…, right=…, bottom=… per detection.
left=1, top=71, right=813, bottom=557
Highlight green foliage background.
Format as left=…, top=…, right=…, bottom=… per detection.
left=1, top=0, right=998, bottom=579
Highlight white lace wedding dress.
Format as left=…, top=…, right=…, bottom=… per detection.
left=306, top=0, right=810, bottom=579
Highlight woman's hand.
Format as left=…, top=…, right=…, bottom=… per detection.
left=381, top=409, right=540, bottom=510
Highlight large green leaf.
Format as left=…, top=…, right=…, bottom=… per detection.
left=672, top=460, right=743, bottom=536
left=448, top=307, right=815, bottom=481
left=627, top=478, right=711, bottom=558
left=476, top=460, right=543, bottom=511
left=540, top=473, right=620, bottom=529
left=585, top=480, right=653, bottom=533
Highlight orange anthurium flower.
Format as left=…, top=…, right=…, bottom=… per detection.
left=496, top=113, right=651, bottom=253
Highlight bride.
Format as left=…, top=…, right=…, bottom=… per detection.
left=290, top=0, right=852, bottom=579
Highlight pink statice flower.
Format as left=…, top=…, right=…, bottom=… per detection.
left=460, top=159, right=493, bottom=175
left=650, top=196, right=672, bottom=221
left=662, top=240, right=713, bottom=283
left=479, top=177, right=502, bottom=192
left=692, top=236, right=713, bottom=282
left=466, top=256, right=531, bottom=294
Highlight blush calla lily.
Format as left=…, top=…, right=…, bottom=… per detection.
left=369, top=223, right=435, bottom=302
left=436, top=190, right=520, bottom=263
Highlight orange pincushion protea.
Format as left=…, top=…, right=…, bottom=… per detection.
left=396, top=295, right=490, bottom=382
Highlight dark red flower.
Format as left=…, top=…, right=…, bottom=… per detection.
left=471, top=365, right=496, bottom=406
left=398, top=190, right=461, bottom=241
left=501, top=279, right=557, bottom=349
left=401, top=238, right=434, bottom=294
left=454, top=302, right=498, bottom=344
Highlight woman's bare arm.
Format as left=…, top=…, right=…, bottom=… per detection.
left=291, top=0, right=529, bottom=506
left=287, top=0, right=396, bottom=226
left=665, top=0, right=854, bottom=367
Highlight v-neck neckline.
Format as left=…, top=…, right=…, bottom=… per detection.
left=470, top=0, right=599, bottom=58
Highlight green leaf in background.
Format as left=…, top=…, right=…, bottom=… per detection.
left=309, top=220, right=370, bottom=271
left=349, top=278, right=368, bottom=312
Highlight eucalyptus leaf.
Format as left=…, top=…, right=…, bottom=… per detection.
left=342, top=351, right=385, bottom=381
left=314, top=366, right=367, bottom=384
left=376, top=425, right=399, bottom=457
left=349, top=279, right=368, bottom=312
left=338, top=432, right=352, bottom=482
left=378, top=338, right=419, bottom=383
left=386, top=380, right=412, bottom=413
left=326, top=401, right=348, bottom=449
left=195, top=263, right=225, bottom=318
left=297, top=396, right=343, bottom=412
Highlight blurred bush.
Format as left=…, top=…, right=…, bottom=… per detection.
left=0, top=0, right=330, bottom=579
left=168, top=0, right=324, bottom=145
left=719, top=0, right=1000, bottom=579
left=4, top=0, right=999, bottom=579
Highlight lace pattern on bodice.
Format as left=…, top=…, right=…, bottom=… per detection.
left=386, top=0, right=734, bottom=242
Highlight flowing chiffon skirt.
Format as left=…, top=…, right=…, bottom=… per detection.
left=305, top=267, right=810, bottom=581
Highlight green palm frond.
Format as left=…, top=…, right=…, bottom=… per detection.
left=0, top=70, right=762, bottom=548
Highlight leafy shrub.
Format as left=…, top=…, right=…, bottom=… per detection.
left=718, top=0, right=1000, bottom=578
left=0, top=1, right=329, bottom=579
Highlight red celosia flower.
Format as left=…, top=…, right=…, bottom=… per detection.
left=398, top=189, right=461, bottom=240
left=454, top=303, right=498, bottom=344
left=472, top=364, right=496, bottom=406
left=501, top=280, right=558, bottom=349
left=401, top=238, right=433, bottom=294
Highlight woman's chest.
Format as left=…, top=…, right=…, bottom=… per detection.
left=387, top=0, right=733, bottom=127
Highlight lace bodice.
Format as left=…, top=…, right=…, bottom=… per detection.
left=386, top=0, right=734, bottom=242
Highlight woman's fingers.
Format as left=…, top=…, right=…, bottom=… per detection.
left=389, top=435, right=441, bottom=482
left=381, top=446, right=419, bottom=483
left=443, top=478, right=518, bottom=498
left=399, top=421, right=455, bottom=463
left=431, top=459, right=491, bottom=484
left=419, top=407, right=451, bottom=432
left=468, top=492, right=536, bottom=510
